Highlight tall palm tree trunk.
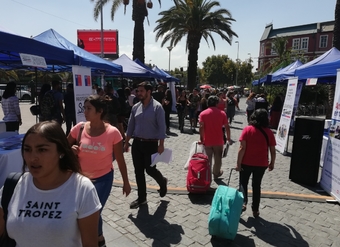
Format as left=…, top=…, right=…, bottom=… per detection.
left=132, top=0, right=146, bottom=63
left=327, top=0, right=340, bottom=118
left=187, top=33, right=200, bottom=91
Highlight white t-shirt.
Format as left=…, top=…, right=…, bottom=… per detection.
left=0, top=172, right=101, bottom=247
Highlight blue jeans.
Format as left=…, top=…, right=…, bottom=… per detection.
left=92, top=170, right=114, bottom=236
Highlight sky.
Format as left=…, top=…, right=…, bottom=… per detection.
left=0, top=0, right=337, bottom=72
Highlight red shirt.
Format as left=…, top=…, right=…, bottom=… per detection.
left=199, top=107, right=228, bottom=146
left=239, top=125, right=276, bottom=167
left=217, top=100, right=226, bottom=111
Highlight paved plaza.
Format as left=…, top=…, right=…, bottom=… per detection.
left=2, top=97, right=340, bottom=247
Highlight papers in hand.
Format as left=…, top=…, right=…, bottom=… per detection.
left=151, top=148, right=173, bottom=167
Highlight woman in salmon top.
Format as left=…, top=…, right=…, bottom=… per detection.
left=68, top=95, right=131, bottom=247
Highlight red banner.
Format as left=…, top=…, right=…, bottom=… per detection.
left=77, top=30, right=118, bottom=54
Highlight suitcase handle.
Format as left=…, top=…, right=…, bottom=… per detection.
left=227, top=168, right=244, bottom=193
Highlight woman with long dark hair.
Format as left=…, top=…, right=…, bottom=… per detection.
left=0, top=121, right=101, bottom=246
left=236, top=109, right=276, bottom=218
left=1, top=82, right=21, bottom=131
left=68, top=94, right=131, bottom=247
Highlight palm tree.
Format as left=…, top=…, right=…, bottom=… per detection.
left=327, top=0, right=340, bottom=118
left=90, top=0, right=160, bottom=63
left=0, top=69, right=18, bottom=82
left=154, top=0, right=238, bottom=91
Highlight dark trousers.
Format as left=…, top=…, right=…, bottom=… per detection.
left=131, top=139, right=164, bottom=201
left=246, top=109, right=254, bottom=123
left=240, top=164, right=267, bottom=211
left=177, top=109, right=185, bottom=131
left=65, top=114, right=76, bottom=136
left=5, top=122, right=19, bottom=132
left=164, top=109, right=171, bottom=130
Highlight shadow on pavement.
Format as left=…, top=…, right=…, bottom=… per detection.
left=188, top=193, right=214, bottom=205
left=128, top=200, right=183, bottom=247
left=211, top=234, right=256, bottom=247
left=240, top=216, right=309, bottom=247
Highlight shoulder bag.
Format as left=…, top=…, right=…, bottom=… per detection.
left=0, top=172, right=22, bottom=247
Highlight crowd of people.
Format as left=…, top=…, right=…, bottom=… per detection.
left=0, top=80, right=282, bottom=246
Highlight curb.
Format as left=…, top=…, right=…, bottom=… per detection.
left=113, top=180, right=335, bottom=203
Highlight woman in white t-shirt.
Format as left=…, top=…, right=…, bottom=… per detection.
left=0, top=121, right=101, bottom=247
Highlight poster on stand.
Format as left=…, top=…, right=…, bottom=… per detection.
left=320, top=70, right=340, bottom=203
left=290, top=82, right=303, bottom=129
left=72, top=65, right=92, bottom=123
left=275, top=77, right=298, bottom=154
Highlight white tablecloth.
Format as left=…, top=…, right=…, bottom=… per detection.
left=0, top=132, right=23, bottom=187
left=0, top=148, right=23, bottom=188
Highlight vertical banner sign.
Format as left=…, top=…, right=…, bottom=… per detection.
left=72, top=65, right=92, bottom=123
left=275, top=77, right=298, bottom=153
left=320, top=70, right=340, bottom=203
left=290, top=82, right=303, bottom=129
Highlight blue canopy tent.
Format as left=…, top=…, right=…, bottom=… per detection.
left=270, top=60, right=303, bottom=84
left=0, top=30, right=75, bottom=69
left=134, top=58, right=167, bottom=80
left=112, top=54, right=163, bottom=78
left=295, top=47, right=340, bottom=83
left=152, top=66, right=180, bottom=82
left=33, top=29, right=122, bottom=74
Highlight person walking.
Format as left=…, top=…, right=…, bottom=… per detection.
left=176, top=90, right=189, bottom=133
left=163, top=88, right=173, bottom=134
left=68, top=95, right=131, bottom=247
left=123, top=81, right=168, bottom=209
left=236, top=108, right=276, bottom=218
left=0, top=121, right=101, bottom=247
left=226, top=91, right=240, bottom=125
left=188, top=88, right=200, bottom=133
left=1, top=82, right=21, bottom=131
left=246, top=92, right=256, bottom=123
left=199, top=95, right=232, bottom=180
left=64, top=83, right=76, bottom=136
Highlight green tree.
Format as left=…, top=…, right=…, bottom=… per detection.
left=154, top=0, right=237, bottom=91
left=91, top=0, right=160, bottom=63
left=202, top=55, right=230, bottom=87
left=237, top=60, right=253, bottom=86
left=0, top=69, right=19, bottom=82
left=327, top=0, right=340, bottom=118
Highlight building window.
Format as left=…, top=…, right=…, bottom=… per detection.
left=292, top=38, right=300, bottom=50
left=271, top=43, right=277, bottom=55
left=260, top=43, right=264, bottom=56
left=320, top=35, right=328, bottom=48
left=301, top=37, right=309, bottom=51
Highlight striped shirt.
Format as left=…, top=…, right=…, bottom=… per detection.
left=2, top=96, right=20, bottom=122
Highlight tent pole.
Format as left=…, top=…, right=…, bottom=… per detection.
left=35, top=67, right=38, bottom=123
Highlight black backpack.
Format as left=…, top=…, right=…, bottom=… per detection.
left=40, top=91, right=57, bottom=118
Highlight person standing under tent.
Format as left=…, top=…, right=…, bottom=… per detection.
left=1, top=82, right=21, bottom=132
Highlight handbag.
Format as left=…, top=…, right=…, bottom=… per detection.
left=0, top=172, right=22, bottom=247
left=76, top=122, right=85, bottom=146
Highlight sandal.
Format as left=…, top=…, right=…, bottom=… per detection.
left=253, top=211, right=260, bottom=218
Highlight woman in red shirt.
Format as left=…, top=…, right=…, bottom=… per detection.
left=236, top=109, right=276, bottom=218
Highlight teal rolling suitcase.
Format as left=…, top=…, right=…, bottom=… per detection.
left=208, top=169, right=244, bottom=240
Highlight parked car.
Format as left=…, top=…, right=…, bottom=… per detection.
left=0, top=84, right=31, bottom=101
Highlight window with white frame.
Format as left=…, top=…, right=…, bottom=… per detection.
left=260, top=43, right=265, bottom=56
left=301, top=37, right=309, bottom=51
left=292, top=38, right=300, bottom=50
left=320, top=35, right=328, bottom=48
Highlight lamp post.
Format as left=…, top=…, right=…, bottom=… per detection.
left=167, top=46, right=173, bottom=72
left=100, top=3, right=104, bottom=58
left=235, top=41, right=239, bottom=86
